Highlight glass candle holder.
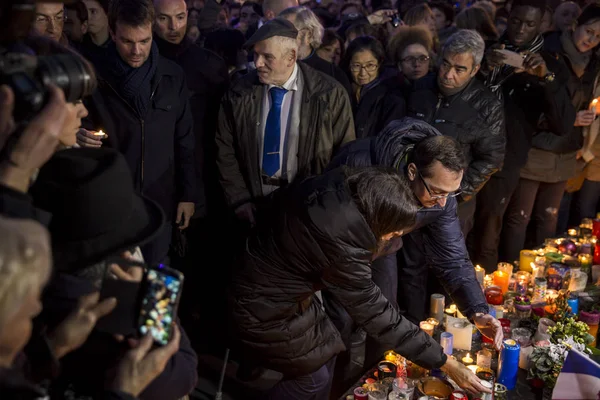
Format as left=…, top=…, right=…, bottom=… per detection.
left=419, top=321, right=434, bottom=336
left=493, top=270, right=510, bottom=294
left=519, top=250, right=536, bottom=273
left=533, top=277, right=547, bottom=302
left=515, top=271, right=531, bottom=295
left=485, top=286, right=504, bottom=305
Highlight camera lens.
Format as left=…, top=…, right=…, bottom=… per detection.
left=36, top=53, right=97, bottom=103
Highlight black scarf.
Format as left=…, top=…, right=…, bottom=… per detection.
left=154, top=35, right=192, bottom=60
left=486, top=33, right=544, bottom=99
left=105, top=40, right=159, bottom=117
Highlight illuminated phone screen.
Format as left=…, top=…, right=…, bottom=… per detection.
left=139, top=268, right=182, bottom=345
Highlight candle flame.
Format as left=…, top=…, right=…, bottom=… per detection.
left=94, top=130, right=105, bottom=136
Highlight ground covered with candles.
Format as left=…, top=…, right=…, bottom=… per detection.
left=338, top=220, right=600, bottom=400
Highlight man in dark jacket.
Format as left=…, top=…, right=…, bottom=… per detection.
left=77, top=0, right=197, bottom=265
left=216, top=18, right=355, bottom=224
left=326, top=119, right=502, bottom=366
left=229, top=167, right=490, bottom=399
left=407, top=29, right=506, bottom=236
left=470, top=0, right=576, bottom=270
left=153, top=0, right=229, bottom=218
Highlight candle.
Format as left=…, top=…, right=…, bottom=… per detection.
left=384, top=350, right=399, bottom=363
left=462, top=352, right=474, bottom=364
left=420, top=321, right=434, bottom=336
left=568, top=228, right=578, bottom=238
left=498, top=339, right=520, bottom=390
left=446, top=318, right=473, bottom=350
left=546, top=289, right=558, bottom=301
left=493, top=270, right=510, bottom=294
left=426, top=317, right=440, bottom=329
left=467, top=365, right=479, bottom=374
left=533, top=277, right=547, bottom=302
left=590, top=98, right=598, bottom=112
left=484, top=274, right=494, bottom=288
left=477, top=349, right=492, bottom=369
left=430, top=293, right=445, bottom=322
left=475, top=265, right=485, bottom=287
left=497, top=262, right=514, bottom=276
left=94, top=129, right=107, bottom=137
left=445, top=304, right=457, bottom=317
left=520, top=250, right=536, bottom=272
left=579, top=254, right=592, bottom=270
left=515, top=271, right=531, bottom=295
left=440, top=332, right=453, bottom=355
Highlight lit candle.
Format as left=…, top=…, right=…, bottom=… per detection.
left=94, top=129, right=107, bottom=137
left=420, top=321, right=434, bottom=336
left=426, top=317, right=440, bottom=329
left=590, top=98, right=598, bottom=113
left=515, top=271, right=531, bottom=295
left=445, top=304, right=457, bottom=317
left=475, top=265, right=485, bottom=287
left=484, top=274, right=494, bottom=288
left=498, top=262, right=514, bottom=276
left=579, top=254, right=592, bottom=269
left=493, top=270, right=510, bottom=294
left=520, top=250, right=536, bottom=272
left=568, top=228, right=578, bottom=238
left=462, top=352, right=474, bottom=364
left=467, top=365, right=479, bottom=374
left=546, top=289, right=558, bottom=301
left=384, top=350, right=398, bottom=363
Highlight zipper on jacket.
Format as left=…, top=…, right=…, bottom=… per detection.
left=142, top=77, right=162, bottom=192
left=430, top=94, right=444, bottom=124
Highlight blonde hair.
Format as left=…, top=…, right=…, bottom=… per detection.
left=388, top=25, right=434, bottom=63
left=0, top=217, right=51, bottom=334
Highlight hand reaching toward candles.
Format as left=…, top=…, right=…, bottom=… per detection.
left=473, top=313, right=503, bottom=350
left=440, top=357, right=491, bottom=395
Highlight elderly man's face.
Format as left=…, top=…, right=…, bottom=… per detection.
left=33, top=3, right=65, bottom=42
left=437, top=52, right=479, bottom=94
left=254, top=37, right=296, bottom=86
left=154, top=0, right=188, bottom=44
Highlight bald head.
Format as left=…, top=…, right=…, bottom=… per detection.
left=153, top=0, right=188, bottom=44
left=263, top=0, right=299, bottom=21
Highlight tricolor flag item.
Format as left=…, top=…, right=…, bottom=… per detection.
left=552, top=349, right=600, bottom=399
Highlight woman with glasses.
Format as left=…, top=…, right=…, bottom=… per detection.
left=341, top=36, right=406, bottom=138
left=388, top=26, right=435, bottom=98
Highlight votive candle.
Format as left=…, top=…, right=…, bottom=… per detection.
left=493, top=270, right=510, bottom=294
left=420, top=321, right=434, bottom=336
left=515, top=271, right=531, bottom=295
left=475, top=265, right=485, bottom=286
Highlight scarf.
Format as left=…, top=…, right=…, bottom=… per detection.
left=154, top=35, right=193, bottom=59
left=560, top=30, right=591, bottom=78
left=486, top=33, right=544, bottom=99
left=105, top=40, right=159, bottom=117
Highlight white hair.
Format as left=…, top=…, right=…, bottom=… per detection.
left=442, top=29, right=485, bottom=66
left=0, top=217, right=50, bottom=336
left=273, top=35, right=299, bottom=59
left=279, top=6, right=324, bottom=49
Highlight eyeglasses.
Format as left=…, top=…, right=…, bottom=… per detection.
left=400, top=55, right=430, bottom=65
left=350, top=63, right=378, bottom=73
left=418, top=171, right=462, bottom=200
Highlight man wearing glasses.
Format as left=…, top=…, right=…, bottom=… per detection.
left=32, top=2, right=68, bottom=44
left=325, top=118, right=502, bottom=368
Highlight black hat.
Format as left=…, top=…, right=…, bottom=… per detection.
left=244, top=17, right=298, bottom=49
left=578, top=4, right=600, bottom=26
left=30, top=148, right=165, bottom=273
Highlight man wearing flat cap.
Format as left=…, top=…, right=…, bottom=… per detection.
left=216, top=17, right=355, bottom=225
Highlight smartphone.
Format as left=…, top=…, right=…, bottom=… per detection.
left=391, top=14, right=401, bottom=27
left=138, top=265, right=184, bottom=346
left=494, top=49, right=525, bottom=69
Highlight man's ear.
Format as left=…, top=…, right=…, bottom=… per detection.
left=82, top=21, right=88, bottom=35
left=471, top=64, right=481, bottom=77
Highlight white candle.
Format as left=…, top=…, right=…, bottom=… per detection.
left=446, top=317, right=472, bottom=351
left=475, top=265, right=485, bottom=287
left=462, top=352, right=474, bottom=364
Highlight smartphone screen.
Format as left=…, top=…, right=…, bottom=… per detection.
left=138, top=265, right=184, bottom=345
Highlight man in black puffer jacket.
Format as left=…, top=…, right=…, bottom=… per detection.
left=229, top=167, right=491, bottom=400
left=406, top=29, right=506, bottom=236
left=324, top=118, right=502, bottom=368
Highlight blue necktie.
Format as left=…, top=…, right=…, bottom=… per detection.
left=262, top=87, right=288, bottom=177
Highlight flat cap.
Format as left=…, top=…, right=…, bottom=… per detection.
left=244, top=17, right=298, bottom=48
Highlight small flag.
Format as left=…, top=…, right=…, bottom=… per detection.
left=552, top=349, right=600, bottom=399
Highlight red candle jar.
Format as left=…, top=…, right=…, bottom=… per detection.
left=593, top=218, right=600, bottom=238
left=485, top=286, right=504, bottom=305
left=499, top=318, right=512, bottom=336
left=594, top=242, right=600, bottom=265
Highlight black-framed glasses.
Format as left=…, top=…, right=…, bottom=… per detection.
left=418, top=171, right=462, bottom=200
left=350, top=63, right=378, bottom=73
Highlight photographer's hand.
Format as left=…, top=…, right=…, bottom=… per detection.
left=0, top=85, right=67, bottom=193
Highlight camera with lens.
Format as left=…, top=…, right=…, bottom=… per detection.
left=0, top=50, right=96, bottom=123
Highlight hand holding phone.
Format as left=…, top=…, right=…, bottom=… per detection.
left=494, top=49, right=525, bottom=68
left=138, top=265, right=184, bottom=346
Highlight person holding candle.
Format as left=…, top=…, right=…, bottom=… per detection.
left=229, top=167, right=492, bottom=398
left=324, top=119, right=504, bottom=369
left=502, top=3, right=600, bottom=260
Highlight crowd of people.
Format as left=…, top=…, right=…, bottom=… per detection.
left=1, top=0, right=600, bottom=398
